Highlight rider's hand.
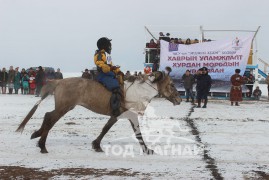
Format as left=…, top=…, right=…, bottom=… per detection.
left=110, top=66, right=118, bottom=71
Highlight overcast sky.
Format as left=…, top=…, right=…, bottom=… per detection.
left=0, top=0, right=268, bottom=72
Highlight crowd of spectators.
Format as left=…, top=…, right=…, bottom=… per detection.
left=0, top=66, right=63, bottom=96
left=145, top=32, right=212, bottom=64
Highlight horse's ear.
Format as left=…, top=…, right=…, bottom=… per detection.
left=151, top=71, right=164, bottom=83
left=164, top=66, right=172, bottom=76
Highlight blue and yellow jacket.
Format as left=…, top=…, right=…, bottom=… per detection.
left=94, top=49, right=120, bottom=74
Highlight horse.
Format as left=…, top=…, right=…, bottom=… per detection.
left=16, top=71, right=182, bottom=154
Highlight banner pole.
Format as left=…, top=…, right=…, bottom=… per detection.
left=144, top=26, right=158, bottom=41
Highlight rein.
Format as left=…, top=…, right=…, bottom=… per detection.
left=124, top=79, right=159, bottom=95
left=144, top=81, right=159, bottom=92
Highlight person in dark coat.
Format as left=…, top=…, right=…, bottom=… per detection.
left=152, top=60, right=159, bottom=72
left=194, top=67, right=212, bottom=108
left=35, top=66, right=45, bottom=97
left=55, top=68, right=63, bottom=79
left=82, top=69, right=92, bottom=79
left=182, top=70, right=195, bottom=103
left=46, top=69, right=56, bottom=80
left=253, top=86, right=262, bottom=100
left=230, top=69, right=244, bottom=106
left=246, top=74, right=254, bottom=97
left=0, top=67, right=8, bottom=94
left=7, top=66, right=15, bottom=94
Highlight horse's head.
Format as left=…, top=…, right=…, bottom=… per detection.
left=151, top=71, right=182, bottom=105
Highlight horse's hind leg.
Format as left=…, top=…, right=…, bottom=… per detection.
left=37, top=109, right=68, bottom=153
left=30, top=110, right=55, bottom=139
left=92, top=117, right=118, bottom=152
left=30, top=111, right=51, bottom=140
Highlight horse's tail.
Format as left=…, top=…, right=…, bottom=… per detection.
left=16, top=80, right=60, bottom=133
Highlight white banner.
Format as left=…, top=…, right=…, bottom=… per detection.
left=159, top=35, right=254, bottom=81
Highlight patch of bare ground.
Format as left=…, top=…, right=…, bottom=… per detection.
left=244, top=171, right=269, bottom=180
left=0, top=166, right=150, bottom=179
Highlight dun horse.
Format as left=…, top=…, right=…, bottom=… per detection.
left=16, top=71, right=181, bottom=154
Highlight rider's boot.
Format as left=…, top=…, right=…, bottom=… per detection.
left=110, top=88, right=122, bottom=117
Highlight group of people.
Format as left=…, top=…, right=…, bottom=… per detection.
left=181, top=68, right=268, bottom=108
left=146, top=32, right=211, bottom=49
left=0, top=66, right=63, bottom=96
left=230, top=70, right=268, bottom=104
left=182, top=67, right=212, bottom=108
left=145, top=33, right=211, bottom=64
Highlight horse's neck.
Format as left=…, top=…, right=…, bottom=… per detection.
left=124, top=80, right=158, bottom=112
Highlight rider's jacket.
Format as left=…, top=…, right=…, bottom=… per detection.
left=94, top=49, right=120, bottom=74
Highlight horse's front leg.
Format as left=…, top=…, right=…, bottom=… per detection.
left=124, top=111, right=154, bottom=155
left=92, top=116, right=118, bottom=152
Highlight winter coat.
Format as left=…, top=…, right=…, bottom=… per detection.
left=7, top=70, right=15, bottom=84
left=195, top=73, right=212, bottom=92
left=29, top=76, right=36, bottom=89
left=246, top=75, right=255, bottom=84
left=21, top=75, right=29, bottom=89
left=253, top=89, right=262, bottom=97
left=195, top=73, right=212, bottom=100
left=152, top=62, right=159, bottom=72
left=182, top=74, right=195, bottom=89
left=55, top=72, right=63, bottom=79
left=35, top=70, right=45, bottom=86
left=20, top=71, right=28, bottom=84
left=82, top=72, right=92, bottom=79
left=0, top=71, right=8, bottom=84
left=14, top=72, right=21, bottom=90
left=46, top=72, right=55, bottom=80
left=230, top=74, right=244, bottom=102
left=94, top=49, right=120, bottom=74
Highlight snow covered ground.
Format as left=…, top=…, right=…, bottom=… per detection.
left=0, top=75, right=268, bottom=179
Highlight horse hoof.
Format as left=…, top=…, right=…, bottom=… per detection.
left=40, top=148, right=48, bottom=154
left=92, top=140, right=103, bottom=152
left=31, top=131, right=40, bottom=139
left=145, top=149, right=154, bottom=155
left=95, top=148, right=104, bottom=152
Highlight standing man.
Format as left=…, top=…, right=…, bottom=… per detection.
left=82, top=69, right=92, bottom=79
left=230, top=69, right=244, bottom=106
left=194, top=67, right=212, bottom=108
left=246, top=74, right=254, bottom=97
left=266, top=74, right=269, bottom=100
left=14, top=67, right=21, bottom=94
left=182, top=70, right=195, bottom=104
left=55, top=68, right=63, bottom=79
left=0, top=68, right=8, bottom=94
left=7, top=66, right=15, bottom=94
left=35, top=66, right=45, bottom=97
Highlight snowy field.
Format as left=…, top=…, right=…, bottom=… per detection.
left=0, top=76, right=269, bottom=179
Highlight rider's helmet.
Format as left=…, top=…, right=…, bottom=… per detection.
left=97, top=37, right=112, bottom=54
